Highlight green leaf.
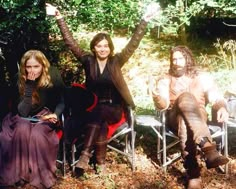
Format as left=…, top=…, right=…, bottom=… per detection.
left=74, top=0, right=82, bottom=5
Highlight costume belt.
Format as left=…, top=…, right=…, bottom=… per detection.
left=98, top=99, right=113, bottom=104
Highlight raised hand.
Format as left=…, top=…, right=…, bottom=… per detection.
left=143, top=2, right=162, bottom=22
left=45, top=3, right=57, bottom=16
left=27, top=72, right=37, bottom=81
left=46, top=3, right=63, bottom=19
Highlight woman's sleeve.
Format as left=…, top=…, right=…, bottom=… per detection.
left=54, top=95, right=65, bottom=118
left=17, top=80, right=36, bottom=117
left=118, top=19, right=148, bottom=66
left=56, top=18, right=85, bottom=60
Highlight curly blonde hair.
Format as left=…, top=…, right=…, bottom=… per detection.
left=18, top=50, right=52, bottom=103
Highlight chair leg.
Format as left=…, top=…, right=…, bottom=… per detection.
left=71, top=144, right=76, bottom=174
left=62, top=139, right=66, bottom=177
left=56, top=137, right=67, bottom=177
left=157, top=127, right=161, bottom=163
left=125, top=130, right=136, bottom=171
left=107, top=124, right=136, bottom=171
left=224, top=122, right=229, bottom=175
left=162, top=124, right=167, bottom=173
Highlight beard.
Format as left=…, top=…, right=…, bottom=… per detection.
left=169, top=65, right=186, bottom=77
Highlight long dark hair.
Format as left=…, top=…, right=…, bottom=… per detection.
left=90, top=33, right=114, bottom=57
left=169, top=46, right=198, bottom=77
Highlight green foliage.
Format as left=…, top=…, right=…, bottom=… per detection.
left=46, top=0, right=142, bottom=34
left=152, top=0, right=206, bottom=35
left=0, top=0, right=50, bottom=87
left=76, top=0, right=141, bottom=32
left=1, top=0, right=235, bottom=42
left=0, top=0, right=48, bottom=33
left=198, top=39, right=236, bottom=71
left=2, top=0, right=235, bottom=88
left=222, top=39, right=236, bottom=69
left=149, top=0, right=236, bottom=36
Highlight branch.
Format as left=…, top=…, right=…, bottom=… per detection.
left=223, top=22, right=236, bottom=27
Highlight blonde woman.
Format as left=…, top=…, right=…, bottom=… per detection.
left=0, top=50, right=65, bottom=189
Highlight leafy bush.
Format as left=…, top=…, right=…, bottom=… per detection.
left=198, top=39, right=236, bottom=71
left=76, top=0, right=141, bottom=32
left=1, top=0, right=236, bottom=87
left=46, top=0, right=142, bottom=34
left=0, top=0, right=50, bottom=87
left=0, top=0, right=49, bottom=42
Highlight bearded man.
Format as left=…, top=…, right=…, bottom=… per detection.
left=151, top=46, right=229, bottom=189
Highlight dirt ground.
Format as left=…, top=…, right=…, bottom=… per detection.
left=52, top=124, right=236, bottom=189
left=52, top=148, right=236, bottom=189
left=16, top=116, right=236, bottom=189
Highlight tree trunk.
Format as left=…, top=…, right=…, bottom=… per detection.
left=178, top=0, right=187, bottom=44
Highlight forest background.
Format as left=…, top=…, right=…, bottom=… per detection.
left=0, top=0, right=236, bottom=188
left=1, top=0, right=236, bottom=112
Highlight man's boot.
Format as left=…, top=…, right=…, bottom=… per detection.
left=201, top=143, right=229, bottom=169
left=185, top=157, right=202, bottom=189
left=187, top=177, right=202, bottom=189
left=75, top=124, right=100, bottom=170
left=200, top=138, right=229, bottom=169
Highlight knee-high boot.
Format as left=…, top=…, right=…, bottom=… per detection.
left=199, top=137, right=229, bottom=169
left=75, top=124, right=100, bottom=170
left=184, top=155, right=202, bottom=189
left=177, top=93, right=229, bottom=169
left=178, top=117, right=202, bottom=189
left=95, top=124, right=107, bottom=173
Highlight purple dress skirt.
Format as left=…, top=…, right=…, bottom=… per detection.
left=0, top=111, right=59, bottom=188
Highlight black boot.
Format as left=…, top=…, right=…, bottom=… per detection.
left=75, top=124, right=100, bottom=170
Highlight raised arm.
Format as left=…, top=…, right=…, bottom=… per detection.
left=118, top=3, right=162, bottom=66
left=46, top=3, right=85, bottom=60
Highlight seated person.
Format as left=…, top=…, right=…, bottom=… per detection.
left=46, top=2, right=160, bottom=173
left=0, top=50, right=65, bottom=189
left=150, top=46, right=229, bottom=189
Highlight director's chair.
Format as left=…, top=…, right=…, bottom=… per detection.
left=107, top=106, right=135, bottom=170
left=64, top=84, right=136, bottom=173
left=136, top=109, right=229, bottom=174
left=135, top=111, right=181, bottom=173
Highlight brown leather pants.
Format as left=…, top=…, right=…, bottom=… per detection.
left=166, top=92, right=212, bottom=173
left=84, top=104, right=123, bottom=165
